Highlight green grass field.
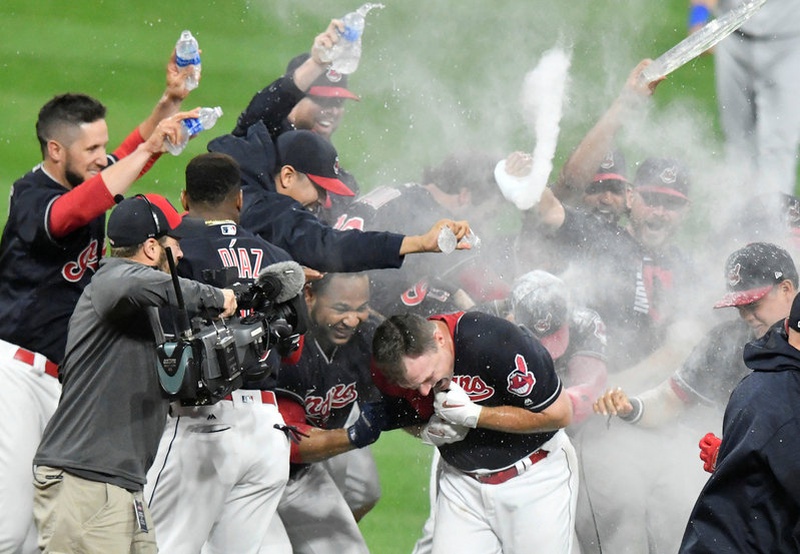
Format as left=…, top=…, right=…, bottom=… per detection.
left=0, top=1, right=720, bottom=551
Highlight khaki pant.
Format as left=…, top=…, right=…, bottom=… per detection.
left=33, top=466, right=157, bottom=554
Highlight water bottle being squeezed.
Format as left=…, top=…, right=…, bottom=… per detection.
left=318, top=3, right=384, bottom=79
left=175, top=30, right=201, bottom=91
left=165, top=107, right=223, bottom=156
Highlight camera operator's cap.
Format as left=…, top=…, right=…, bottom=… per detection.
left=276, top=130, right=354, bottom=197
left=714, top=242, right=798, bottom=308
left=286, top=53, right=360, bottom=100
left=511, top=270, right=570, bottom=360
left=634, top=157, right=690, bottom=200
left=107, top=194, right=204, bottom=247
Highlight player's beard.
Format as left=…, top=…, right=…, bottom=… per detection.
left=156, top=243, right=170, bottom=274
left=65, top=168, right=85, bottom=188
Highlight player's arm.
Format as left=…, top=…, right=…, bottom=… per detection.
left=477, top=388, right=572, bottom=433
left=593, top=379, right=686, bottom=427
left=398, top=219, right=472, bottom=255
left=48, top=111, right=199, bottom=238
left=551, top=60, right=662, bottom=204
left=564, top=355, right=608, bottom=424
left=435, top=380, right=572, bottom=434
left=136, top=49, right=194, bottom=142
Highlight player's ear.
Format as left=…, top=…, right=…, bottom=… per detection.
left=236, top=190, right=243, bottom=212
left=47, top=140, right=64, bottom=163
left=303, top=282, right=315, bottom=309
left=277, top=166, right=296, bottom=192
left=180, top=190, right=189, bottom=212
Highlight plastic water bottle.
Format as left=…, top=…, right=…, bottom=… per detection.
left=324, top=3, right=384, bottom=77
left=437, top=227, right=481, bottom=254
left=175, top=30, right=201, bottom=91
left=165, top=107, right=223, bottom=156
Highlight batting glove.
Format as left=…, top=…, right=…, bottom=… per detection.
left=347, top=402, right=386, bottom=449
left=434, top=380, right=482, bottom=429
left=698, top=432, right=721, bottom=473
left=420, top=414, right=470, bottom=447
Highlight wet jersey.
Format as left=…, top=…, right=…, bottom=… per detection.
left=0, top=166, right=109, bottom=364
left=671, top=318, right=753, bottom=407
left=374, top=311, right=563, bottom=472
left=276, top=317, right=381, bottom=430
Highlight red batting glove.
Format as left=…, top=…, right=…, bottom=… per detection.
left=699, top=432, right=722, bottom=473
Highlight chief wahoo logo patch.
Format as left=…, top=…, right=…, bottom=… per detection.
left=507, top=354, right=536, bottom=397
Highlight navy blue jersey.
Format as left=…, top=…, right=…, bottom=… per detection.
left=671, top=318, right=753, bottom=408
left=208, top=125, right=405, bottom=273
left=554, top=207, right=695, bottom=371
left=375, top=311, right=563, bottom=472
left=0, top=166, right=107, bottom=363
left=276, top=316, right=381, bottom=430
left=176, top=221, right=292, bottom=283
left=334, top=184, right=479, bottom=317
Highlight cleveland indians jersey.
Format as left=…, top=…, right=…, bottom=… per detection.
left=276, top=316, right=381, bottom=430
left=0, top=167, right=107, bottom=363
left=375, top=311, right=563, bottom=472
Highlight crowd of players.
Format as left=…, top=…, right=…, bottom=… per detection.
left=3, top=14, right=800, bottom=554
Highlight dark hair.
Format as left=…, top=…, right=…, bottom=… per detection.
left=308, top=271, right=369, bottom=297
left=421, top=150, right=501, bottom=205
left=109, top=235, right=169, bottom=259
left=36, top=93, right=106, bottom=157
left=185, top=152, right=242, bottom=206
left=372, top=313, right=437, bottom=384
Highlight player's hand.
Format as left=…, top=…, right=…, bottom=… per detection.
left=699, top=432, right=721, bottom=473
left=420, top=414, right=470, bottom=446
left=220, top=289, right=238, bottom=319
left=165, top=49, right=197, bottom=102
left=434, top=380, right=482, bottom=428
left=592, top=387, right=633, bottom=417
left=504, top=151, right=533, bottom=178
left=347, top=402, right=386, bottom=448
left=311, top=19, right=343, bottom=65
left=625, top=59, right=664, bottom=96
left=144, top=108, right=200, bottom=154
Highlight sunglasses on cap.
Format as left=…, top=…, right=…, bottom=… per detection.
left=638, top=191, right=688, bottom=211
left=586, top=180, right=628, bottom=196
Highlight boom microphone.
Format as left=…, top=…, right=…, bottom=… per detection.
left=254, top=260, right=306, bottom=304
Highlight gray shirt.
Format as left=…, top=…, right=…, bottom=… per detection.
left=34, top=257, right=225, bottom=491
left=719, top=0, right=800, bottom=38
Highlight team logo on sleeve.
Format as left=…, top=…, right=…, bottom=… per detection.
left=507, top=354, right=536, bottom=397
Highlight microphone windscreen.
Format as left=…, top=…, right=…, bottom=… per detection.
left=255, top=260, right=305, bottom=304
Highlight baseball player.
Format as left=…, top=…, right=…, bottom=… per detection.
left=231, top=20, right=363, bottom=222
left=372, top=311, right=577, bottom=553
left=689, top=0, right=800, bottom=196
left=679, top=292, right=800, bottom=552
left=144, top=153, right=295, bottom=554
left=578, top=242, right=798, bottom=554
left=264, top=272, right=383, bottom=553
left=0, top=53, right=195, bottom=553
left=208, top=126, right=471, bottom=274
left=594, top=242, right=797, bottom=459
left=412, top=270, right=607, bottom=554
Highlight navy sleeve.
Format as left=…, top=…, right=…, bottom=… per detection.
left=232, top=75, right=304, bottom=138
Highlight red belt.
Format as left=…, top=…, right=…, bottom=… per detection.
left=223, top=390, right=277, bottom=406
left=14, top=348, right=59, bottom=379
left=467, top=450, right=548, bottom=485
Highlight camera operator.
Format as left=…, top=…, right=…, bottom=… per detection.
left=32, top=194, right=237, bottom=553
left=145, top=152, right=301, bottom=554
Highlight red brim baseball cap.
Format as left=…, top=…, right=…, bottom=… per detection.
left=636, top=185, right=689, bottom=200
left=307, top=173, right=355, bottom=197
left=308, top=85, right=360, bottom=101
left=593, top=172, right=630, bottom=184
left=539, top=324, right=570, bottom=360
left=713, top=284, right=774, bottom=309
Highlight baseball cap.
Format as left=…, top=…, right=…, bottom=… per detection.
left=276, top=130, right=354, bottom=197
left=511, top=270, right=570, bottom=360
left=107, top=194, right=204, bottom=247
left=634, top=157, right=690, bottom=200
left=286, top=53, right=360, bottom=100
left=592, top=149, right=629, bottom=185
left=714, top=242, right=798, bottom=308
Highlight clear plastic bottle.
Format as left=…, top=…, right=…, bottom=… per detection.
left=437, top=227, right=481, bottom=254
left=323, top=3, right=384, bottom=77
left=165, top=106, right=223, bottom=156
left=175, top=30, right=201, bottom=91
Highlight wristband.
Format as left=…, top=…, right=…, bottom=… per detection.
left=619, top=397, right=644, bottom=424
left=688, top=4, right=711, bottom=28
